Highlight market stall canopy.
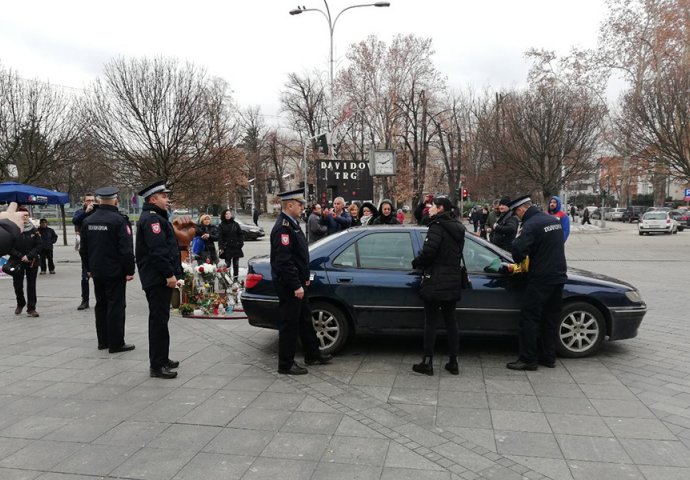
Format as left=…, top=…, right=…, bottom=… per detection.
left=0, top=182, right=69, bottom=205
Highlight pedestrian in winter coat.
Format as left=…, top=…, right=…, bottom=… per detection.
left=470, top=207, right=480, bottom=233
left=582, top=207, right=591, bottom=225
left=479, top=207, right=489, bottom=239
left=10, top=207, right=41, bottom=317
left=324, top=197, right=352, bottom=234
left=411, top=197, right=466, bottom=376
left=218, top=209, right=244, bottom=280
left=38, top=218, right=58, bottom=274
left=360, top=202, right=378, bottom=226
left=490, top=197, right=519, bottom=250
left=370, top=199, right=400, bottom=225
left=195, top=214, right=219, bottom=264
left=348, top=203, right=362, bottom=227
left=547, top=196, right=571, bottom=242
left=307, top=204, right=328, bottom=244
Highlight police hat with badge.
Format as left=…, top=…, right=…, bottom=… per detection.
left=138, top=180, right=171, bottom=199
left=277, top=189, right=306, bottom=205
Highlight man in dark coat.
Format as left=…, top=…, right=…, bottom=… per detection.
left=136, top=180, right=182, bottom=379
left=324, top=196, right=352, bottom=235
left=507, top=195, right=567, bottom=371
left=37, top=218, right=58, bottom=274
left=489, top=197, right=519, bottom=251
left=270, top=189, right=331, bottom=375
left=80, top=187, right=136, bottom=353
left=72, top=193, right=96, bottom=310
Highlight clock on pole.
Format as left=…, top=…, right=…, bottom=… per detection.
left=369, top=149, right=396, bottom=176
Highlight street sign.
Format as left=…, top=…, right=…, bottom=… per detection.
left=684, top=187, right=690, bottom=197
left=316, top=158, right=374, bottom=205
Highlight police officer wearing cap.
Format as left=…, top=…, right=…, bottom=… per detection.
left=507, top=195, right=567, bottom=371
left=271, top=189, right=332, bottom=375
left=136, top=180, right=182, bottom=379
left=80, top=187, right=136, bottom=353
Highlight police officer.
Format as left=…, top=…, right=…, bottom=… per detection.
left=507, top=195, right=567, bottom=371
left=136, top=180, right=182, bottom=379
left=271, top=189, right=332, bottom=375
left=80, top=187, right=136, bottom=352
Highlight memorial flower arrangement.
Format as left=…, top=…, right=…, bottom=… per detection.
left=177, top=259, right=241, bottom=316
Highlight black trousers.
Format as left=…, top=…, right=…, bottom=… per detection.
left=81, top=263, right=90, bottom=302
left=93, top=277, right=127, bottom=348
left=145, top=284, right=173, bottom=370
left=228, top=257, right=240, bottom=279
left=519, top=282, right=564, bottom=364
left=275, top=283, right=321, bottom=371
left=422, top=300, right=459, bottom=356
left=13, top=266, right=38, bottom=310
left=40, top=249, right=55, bottom=272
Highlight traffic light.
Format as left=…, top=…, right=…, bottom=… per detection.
left=316, top=133, right=329, bottom=155
left=462, top=188, right=468, bottom=200
left=454, top=187, right=461, bottom=199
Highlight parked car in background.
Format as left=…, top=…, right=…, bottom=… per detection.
left=605, top=208, right=626, bottom=221
left=242, top=226, right=647, bottom=358
left=669, top=210, right=688, bottom=232
left=237, top=220, right=265, bottom=240
left=638, top=211, right=678, bottom=235
left=622, top=206, right=646, bottom=223
left=590, top=207, right=609, bottom=220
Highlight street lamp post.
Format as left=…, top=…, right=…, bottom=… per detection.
left=289, top=1, right=390, bottom=129
left=247, top=178, right=255, bottom=216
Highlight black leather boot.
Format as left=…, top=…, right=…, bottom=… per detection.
left=412, top=355, right=434, bottom=376
left=445, top=356, right=459, bottom=375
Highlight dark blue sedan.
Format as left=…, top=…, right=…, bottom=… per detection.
left=241, top=226, right=647, bottom=357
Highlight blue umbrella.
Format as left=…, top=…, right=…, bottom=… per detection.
left=0, top=182, right=69, bottom=205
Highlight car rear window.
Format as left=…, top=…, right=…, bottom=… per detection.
left=644, top=212, right=666, bottom=220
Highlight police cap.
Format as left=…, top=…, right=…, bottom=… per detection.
left=507, top=195, right=531, bottom=211
left=138, top=180, right=171, bottom=199
left=277, top=189, right=306, bottom=204
left=94, top=186, right=119, bottom=200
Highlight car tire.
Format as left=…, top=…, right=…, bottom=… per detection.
left=310, top=301, right=350, bottom=355
left=555, top=302, right=606, bottom=358
left=638, top=231, right=643, bottom=236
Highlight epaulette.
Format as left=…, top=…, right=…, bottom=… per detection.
left=282, top=220, right=290, bottom=227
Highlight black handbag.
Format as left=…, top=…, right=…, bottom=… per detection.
left=2, top=257, right=23, bottom=276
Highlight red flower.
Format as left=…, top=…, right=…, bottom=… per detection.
left=205, top=259, right=211, bottom=264
left=198, top=266, right=205, bottom=273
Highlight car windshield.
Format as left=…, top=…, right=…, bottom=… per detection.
left=644, top=212, right=666, bottom=220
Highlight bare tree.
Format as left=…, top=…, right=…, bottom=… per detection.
left=82, top=57, right=236, bottom=189
left=0, top=65, right=81, bottom=184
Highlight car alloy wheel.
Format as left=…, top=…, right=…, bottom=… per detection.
left=556, top=302, right=605, bottom=358
left=310, top=301, right=350, bottom=355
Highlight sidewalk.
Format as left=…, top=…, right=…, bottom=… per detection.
left=1, top=232, right=689, bottom=479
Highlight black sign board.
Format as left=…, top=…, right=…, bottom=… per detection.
left=315, top=159, right=374, bottom=205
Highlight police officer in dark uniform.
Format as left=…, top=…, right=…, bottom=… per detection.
left=271, top=189, right=332, bottom=375
left=136, top=180, right=182, bottom=379
left=507, top=195, right=567, bottom=371
left=80, top=187, right=136, bottom=352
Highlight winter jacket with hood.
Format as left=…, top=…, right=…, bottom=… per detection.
left=547, top=195, right=570, bottom=242
left=370, top=200, right=400, bottom=225
left=411, top=212, right=466, bottom=302
left=218, top=216, right=244, bottom=259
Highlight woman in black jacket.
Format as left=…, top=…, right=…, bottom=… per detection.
left=195, top=214, right=219, bottom=264
left=218, top=209, right=244, bottom=280
left=370, top=199, right=400, bottom=225
left=10, top=207, right=42, bottom=317
left=411, top=197, right=466, bottom=375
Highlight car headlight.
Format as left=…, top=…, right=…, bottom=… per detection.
left=625, top=290, right=643, bottom=303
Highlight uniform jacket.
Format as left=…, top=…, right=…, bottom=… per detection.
left=0, top=219, right=20, bottom=255
left=412, top=213, right=466, bottom=302
left=218, top=218, right=244, bottom=258
left=80, top=204, right=135, bottom=279
left=490, top=211, right=519, bottom=251
left=38, top=226, right=58, bottom=251
left=511, top=206, right=567, bottom=285
left=307, top=212, right=328, bottom=244
left=270, top=212, right=309, bottom=291
left=136, top=203, right=182, bottom=289
left=547, top=196, right=571, bottom=242
left=10, top=225, right=41, bottom=266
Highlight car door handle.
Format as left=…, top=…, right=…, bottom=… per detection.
left=336, top=277, right=353, bottom=284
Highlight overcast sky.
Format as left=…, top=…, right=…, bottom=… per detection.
left=1, top=0, right=609, bottom=126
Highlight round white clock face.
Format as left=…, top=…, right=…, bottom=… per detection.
left=374, top=151, right=394, bottom=175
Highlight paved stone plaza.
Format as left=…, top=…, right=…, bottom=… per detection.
left=1, top=218, right=689, bottom=480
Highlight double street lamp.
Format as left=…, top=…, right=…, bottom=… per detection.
left=289, top=1, right=390, bottom=126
